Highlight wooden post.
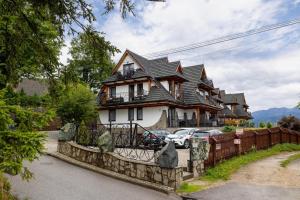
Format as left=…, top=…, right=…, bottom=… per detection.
left=254, top=131, right=258, bottom=149
left=279, top=127, right=283, bottom=144
left=212, top=138, right=217, bottom=167
left=288, top=129, right=292, bottom=143
left=267, top=129, right=272, bottom=147
left=235, top=134, right=241, bottom=156
left=196, top=108, right=200, bottom=127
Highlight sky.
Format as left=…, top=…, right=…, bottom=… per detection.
left=60, top=0, right=300, bottom=112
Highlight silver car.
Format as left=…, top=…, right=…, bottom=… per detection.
left=165, top=128, right=199, bottom=148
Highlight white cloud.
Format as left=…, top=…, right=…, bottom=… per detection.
left=94, top=0, right=300, bottom=111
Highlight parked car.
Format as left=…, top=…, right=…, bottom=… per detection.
left=191, top=129, right=223, bottom=142
left=143, top=130, right=171, bottom=147
left=165, top=128, right=199, bottom=148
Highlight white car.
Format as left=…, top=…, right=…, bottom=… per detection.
left=165, top=128, right=199, bottom=148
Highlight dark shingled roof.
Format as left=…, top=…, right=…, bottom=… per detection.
left=127, top=50, right=187, bottom=81
left=15, top=79, right=48, bottom=96
left=219, top=105, right=236, bottom=118
left=181, top=65, right=221, bottom=109
left=144, top=85, right=177, bottom=103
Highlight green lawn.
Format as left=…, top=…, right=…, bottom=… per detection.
left=280, top=153, right=300, bottom=167
left=202, top=143, right=300, bottom=181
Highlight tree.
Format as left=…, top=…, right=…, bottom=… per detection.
left=278, top=115, right=300, bottom=131
left=259, top=122, right=266, bottom=128
left=0, top=0, right=136, bottom=89
left=65, top=28, right=119, bottom=89
left=0, top=89, right=55, bottom=179
left=57, top=84, right=97, bottom=126
left=266, top=122, right=273, bottom=128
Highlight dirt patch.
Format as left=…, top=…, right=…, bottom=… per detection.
left=230, top=152, right=300, bottom=188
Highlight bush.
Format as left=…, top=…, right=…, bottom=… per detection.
left=278, top=115, right=300, bottom=131
left=266, top=122, right=273, bottom=128
left=57, top=84, right=97, bottom=126
left=222, top=126, right=236, bottom=133
left=76, top=121, right=91, bottom=145
left=259, top=122, right=266, bottom=128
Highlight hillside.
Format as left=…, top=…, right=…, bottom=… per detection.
left=252, top=107, right=300, bottom=125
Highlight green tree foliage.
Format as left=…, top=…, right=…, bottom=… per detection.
left=266, top=122, right=273, bottom=128
left=259, top=122, right=266, bottom=128
left=64, top=28, right=119, bottom=88
left=0, top=89, right=55, bottom=179
left=57, top=84, right=97, bottom=126
left=0, top=0, right=136, bottom=89
left=76, top=121, right=91, bottom=145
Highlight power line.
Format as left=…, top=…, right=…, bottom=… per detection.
left=144, top=18, right=300, bottom=59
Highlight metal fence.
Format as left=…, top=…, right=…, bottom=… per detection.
left=81, top=122, right=162, bottom=162
left=205, top=127, right=300, bottom=168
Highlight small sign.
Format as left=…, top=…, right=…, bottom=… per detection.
left=234, top=139, right=241, bottom=144
left=192, top=142, right=198, bottom=148
left=216, top=144, right=221, bottom=150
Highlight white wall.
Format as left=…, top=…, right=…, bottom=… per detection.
left=117, top=54, right=141, bottom=74
left=160, top=81, right=169, bottom=91
left=99, top=106, right=168, bottom=127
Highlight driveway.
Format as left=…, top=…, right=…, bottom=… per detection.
left=188, top=153, right=300, bottom=200
left=7, top=156, right=180, bottom=200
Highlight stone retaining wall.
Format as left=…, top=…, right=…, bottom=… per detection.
left=57, top=141, right=183, bottom=189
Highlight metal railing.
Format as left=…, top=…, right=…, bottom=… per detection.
left=79, top=122, right=162, bottom=162
left=100, top=90, right=149, bottom=105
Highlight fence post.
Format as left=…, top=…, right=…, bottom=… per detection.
left=279, top=128, right=283, bottom=144
left=235, top=134, right=241, bottom=156
left=297, top=133, right=299, bottom=145
left=130, top=121, right=133, bottom=146
left=110, top=121, right=114, bottom=150
left=267, top=129, right=272, bottom=147
left=288, top=129, right=292, bottom=143
left=212, top=138, right=217, bottom=167
left=254, top=131, right=258, bottom=149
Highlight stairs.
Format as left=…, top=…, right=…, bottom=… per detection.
left=183, top=171, right=193, bottom=181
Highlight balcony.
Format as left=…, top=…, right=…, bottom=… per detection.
left=100, top=90, right=149, bottom=105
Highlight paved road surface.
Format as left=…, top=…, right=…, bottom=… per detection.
left=8, top=156, right=179, bottom=200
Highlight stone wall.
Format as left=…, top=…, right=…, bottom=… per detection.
left=57, top=141, right=183, bottom=189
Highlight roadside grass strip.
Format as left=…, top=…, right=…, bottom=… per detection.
left=176, top=182, right=205, bottom=193
left=280, top=153, right=300, bottom=168
left=202, top=143, right=300, bottom=181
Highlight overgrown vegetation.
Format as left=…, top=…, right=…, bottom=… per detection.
left=0, top=173, right=16, bottom=200
left=202, top=143, right=300, bottom=181
left=222, top=126, right=236, bottom=133
left=280, top=153, right=300, bottom=168
left=176, top=182, right=205, bottom=194
left=278, top=115, right=300, bottom=131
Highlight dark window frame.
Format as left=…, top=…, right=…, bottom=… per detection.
left=128, top=108, right=134, bottom=121
left=109, top=86, right=116, bottom=98
left=137, top=107, right=143, bottom=120
left=123, top=63, right=134, bottom=76
left=109, top=109, right=116, bottom=121
left=137, top=83, right=143, bottom=96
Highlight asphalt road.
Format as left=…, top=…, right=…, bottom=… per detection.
left=187, top=182, right=300, bottom=200
left=7, top=156, right=180, bottom=200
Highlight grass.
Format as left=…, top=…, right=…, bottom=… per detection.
left=202, top=143, right=300, bottom=182
left=0, top=172, right=17, bottom=200
left=176, top=182, right=205, bottom=193
left=280, top=153, right=300, bottom=168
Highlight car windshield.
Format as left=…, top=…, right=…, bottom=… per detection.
left=174, top=129, right=190, bottom=136
left=193, top=131, right=209, bottom=138
left=143, top=130, right=162, bottom=136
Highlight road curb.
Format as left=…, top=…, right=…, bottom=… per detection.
left=45, top=151, right=176, bottom=195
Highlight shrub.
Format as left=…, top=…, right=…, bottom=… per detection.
left=259, top=122, right=266, bottom=128
left=266, top=122, right=273, bottom=128
left=222, top=126, right=236, bottom=133
left=278, top=115, right=300, bottom=131
left=76, top=121, right=91, bottom=145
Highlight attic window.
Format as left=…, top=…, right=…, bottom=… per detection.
left=123, top=63, right=134, bottom=76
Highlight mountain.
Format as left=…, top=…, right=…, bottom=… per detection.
left=252, top=107, right=300, bottom=125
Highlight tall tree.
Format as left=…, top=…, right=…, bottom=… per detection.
left=65, top=28, right=119, bottom=88
left=0, top=0, right=136, bottom=89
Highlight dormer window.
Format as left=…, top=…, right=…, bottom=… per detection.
left=123, top=63, right=134, bottom=76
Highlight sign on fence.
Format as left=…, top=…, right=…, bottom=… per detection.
left=190, top=138, right=210, bottom=161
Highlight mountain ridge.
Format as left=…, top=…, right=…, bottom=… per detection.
left=252, top=107, right=300, bottom=124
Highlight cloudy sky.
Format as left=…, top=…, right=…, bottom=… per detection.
left=61, top=0, right=300, bottom=112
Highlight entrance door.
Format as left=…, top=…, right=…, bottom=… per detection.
left=129, top=85, right=135, bottom=102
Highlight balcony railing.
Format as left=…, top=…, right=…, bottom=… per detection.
left=100, top=90, right=149, bottom=105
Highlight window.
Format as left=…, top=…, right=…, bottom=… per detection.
left=137, top=107, right=143, bottom=120
left=128, top=108, right=134, bottom=121
left=109, top=86, right=116, bottom=98
left=137, top=83, right=143, bottom=96
left=123, top=63, right=134, bottom=76
left=109, top=109, right=116, bottom=121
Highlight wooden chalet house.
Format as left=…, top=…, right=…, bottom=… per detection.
left=98, top=50, right=237, bottom=129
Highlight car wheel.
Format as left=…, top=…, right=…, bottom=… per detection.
left=184, top=140, right=190, bottom=149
